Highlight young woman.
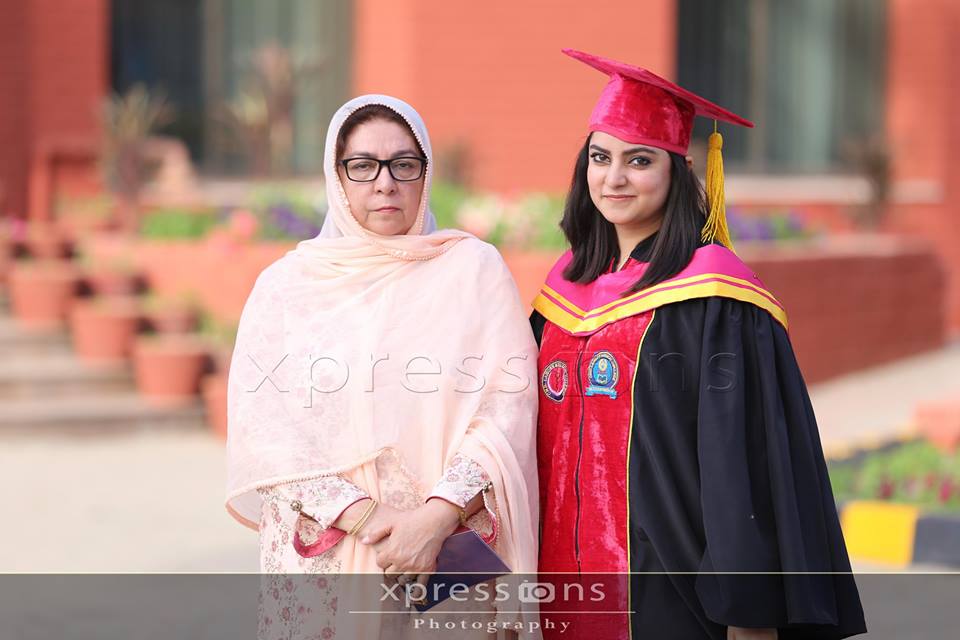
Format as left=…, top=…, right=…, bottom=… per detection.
left=226, top=94, right=539, bottom=639
left=531, top=50, right=867, bottom=640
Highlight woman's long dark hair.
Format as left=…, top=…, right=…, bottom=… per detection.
left=560, top=134, right=708, bottom=295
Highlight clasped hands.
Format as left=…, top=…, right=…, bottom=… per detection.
left=336, top=498, right=462, bottom=590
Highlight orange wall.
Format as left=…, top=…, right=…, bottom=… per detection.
left=353, top=0, right=677, bottom=194
left=355, top=0, right=960, bottom=334
left=0, top=1, right=30, bottom=218
left=884, top=0, right=960, bottom=333
left=0, top=0, right=107, bottom=219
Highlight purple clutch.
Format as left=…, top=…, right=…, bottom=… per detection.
left=413, top=526, right=510, bottom=612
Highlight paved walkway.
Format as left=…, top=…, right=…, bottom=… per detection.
left=0, top=428, right=258, bottom=572
left=809, top=340, right=960, bottom=457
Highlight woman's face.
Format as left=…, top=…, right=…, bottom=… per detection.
left=337, top=118, right=424, bottom=236
left=586, top=131, right=672, bottom=231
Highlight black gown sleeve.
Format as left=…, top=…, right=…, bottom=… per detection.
left=696, top=297, right=866, bottom=636
left=632, top=296, right=867, bottom=638
left=529, top=309, right=547, bottom=348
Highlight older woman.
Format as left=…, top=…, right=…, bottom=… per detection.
left=226, top=95, right=539, bottom=639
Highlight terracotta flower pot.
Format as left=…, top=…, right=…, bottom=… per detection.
left=202, top=372, right=229, bottom=440
left=133, top=334, right=211, bottom=406
left=8, top=260, right=80, bottom=329
left=69, top=296, right=143, bottom=363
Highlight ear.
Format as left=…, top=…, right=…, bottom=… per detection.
left=685, top=155, right=694, bottom=170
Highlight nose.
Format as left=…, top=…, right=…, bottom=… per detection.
left=603, top=160, right=628, bottom=188
left=374, top=165, right=398, bottom=194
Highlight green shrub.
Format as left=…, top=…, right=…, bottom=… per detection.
left=140, top=207, right=219, bottom=239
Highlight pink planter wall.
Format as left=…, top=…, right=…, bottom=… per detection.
left=743, top=236, right=946, bottom=383
left=83, top=235, right=296, bottom=325
left=84, top=234, right=946, bottom=385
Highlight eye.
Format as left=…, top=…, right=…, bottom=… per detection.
left=589, top=152, right=610, bottom=164
left=629, top=156, right=652, bottom=167
left=352, top=160, right=375, bottom=170
left=394, top=161, right=413, bottom=170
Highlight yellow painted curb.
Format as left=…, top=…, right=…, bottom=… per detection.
left=840, top=501, right=919, bottom=567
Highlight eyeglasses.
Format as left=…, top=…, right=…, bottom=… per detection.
left=340, top=156, right=427, bottom=182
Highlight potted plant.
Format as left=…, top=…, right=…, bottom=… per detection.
left=198, top=315, right=238, bottom=439
left=68, top=295, right=142, bottom=364
left=23, top=220, right=73, bottom=260
left=132, top=332, right=211, bottom=406
left=7, top=258, right=80, bottom=329
left=54, top=194, right=117, bottom=238
left=99, top=84, right=174, bottom=232
left=77, top=247, right=142, bottom=297
left=142, top=291, right=201, bottom=334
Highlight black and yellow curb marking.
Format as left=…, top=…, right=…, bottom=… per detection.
left=840, top=501, right=960, bottom=568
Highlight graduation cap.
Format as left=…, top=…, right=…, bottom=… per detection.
left=563, top=48, right=754, bottom=252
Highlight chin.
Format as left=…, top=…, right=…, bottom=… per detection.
left=364, top=214, right=414, bottom=236
left=599, top=208, right=643, bottom=226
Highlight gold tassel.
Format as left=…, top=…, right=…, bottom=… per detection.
left=701, top=120, right=735, bottom=252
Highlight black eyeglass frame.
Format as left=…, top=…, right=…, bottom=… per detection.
left=339, top=156, right=428, bottom=182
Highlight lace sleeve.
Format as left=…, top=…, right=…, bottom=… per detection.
left=428, top=453, right=499, bottom=545
left=273, top=475, right=368, bottom=530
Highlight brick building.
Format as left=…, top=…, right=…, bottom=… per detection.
left=1, top=0, right=958, bottom=332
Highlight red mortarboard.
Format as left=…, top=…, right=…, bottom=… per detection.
left=563, top=48, right=754, bottom=251
left=563, top=48, right=753, bottom=155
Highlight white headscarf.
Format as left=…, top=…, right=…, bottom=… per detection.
left=317, top=94, right=438, bottom=239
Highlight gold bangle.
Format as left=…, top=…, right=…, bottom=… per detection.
left=457, top=506, right=468, bottom=527
left=347, top=501, right=375, bottom=536
left=347, top=499, right=378, bottom=536
left=349, top=499, right=377, bottom=535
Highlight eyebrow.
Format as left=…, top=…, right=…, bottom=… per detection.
left=589, top=144, right=658, bottom=156
left=346, top=149, right=420, bottom=159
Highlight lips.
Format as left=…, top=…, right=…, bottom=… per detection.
left=603, top=195, right=635, bottom=200
left=374, top=206, right=400, bottom=212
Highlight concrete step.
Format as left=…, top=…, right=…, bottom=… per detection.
left=0, top=393, right=207, bottom=433
left=0, top=353, right=134, bottom=399
left=0, top=314, right=73, bottom=357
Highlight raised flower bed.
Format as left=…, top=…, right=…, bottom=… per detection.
left=830, top=440, right=960, bottom=512
left=68, top=179, right=948, bottom=440
left=830, top=438, right=960, bottom=567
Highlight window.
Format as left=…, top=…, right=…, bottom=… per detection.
left=112, top=0, right=352, bottom=176
left=677, top=0, right=887, bottom=173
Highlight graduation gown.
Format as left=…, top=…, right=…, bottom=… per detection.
left=530, top=233, right=867, bottom=640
